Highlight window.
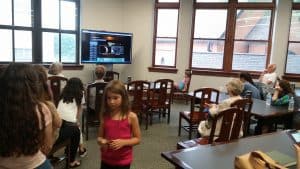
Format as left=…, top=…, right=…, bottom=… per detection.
left=191, top=0, right=274, bottom=75
left=150, top=0, right=179, bottom=72
left=192, top=9, right=227, bottom=69
left=285, top=3, right=300, bottom=76
left=233, top=10, right=272, bottom=71
left=0, top=0, right=80, bottom=64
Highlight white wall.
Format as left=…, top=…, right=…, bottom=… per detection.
left=67, top=0, right=294, bottom=89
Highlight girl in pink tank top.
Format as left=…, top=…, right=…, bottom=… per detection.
left=97, top=80, right=141, bottom=169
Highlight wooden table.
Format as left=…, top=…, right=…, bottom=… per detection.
left=251, top=98, right=296, bottom=134
left=189, top=91, right=297, bottom=134
left=161, top=131, right=297, bottom=169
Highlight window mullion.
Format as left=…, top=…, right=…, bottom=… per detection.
left=223, top=5, right=236, bottom=73
left=32, top=0, right=42, bottom=63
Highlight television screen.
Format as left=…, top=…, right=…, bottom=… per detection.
left=81, top=29, right=132, bottom=64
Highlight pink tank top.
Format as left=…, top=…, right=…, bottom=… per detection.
left=101, top=116, right=132, bottom=166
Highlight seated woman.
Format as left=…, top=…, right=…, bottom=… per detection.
left=34, top=65, right=81, bottom=168
left=271, top=79, right=294, bottom=106
left=0, top=63, right=53, bottom=169
left=198, top=79, right=244, bottom=138
left=239, top=72, right=261, bottom=99
left=174, top=69, right=191, bottom=92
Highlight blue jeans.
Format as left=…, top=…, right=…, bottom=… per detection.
left=35, top=159, right=53, bottom=169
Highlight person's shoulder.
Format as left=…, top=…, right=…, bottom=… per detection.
left=44, top=101, right=56, bottom=112
left=128, top=111, right=138, bottom=121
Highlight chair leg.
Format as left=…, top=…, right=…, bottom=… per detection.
left=81, top=114, right=84, bottom=133
left=66, top=142, right=70, bottom=169
left=145, top=112, right=149, bottom=130
left=189, top=123, right=192, bottom=140
left=138, top=112, right=142, bottom=125
left=85, top=123, right=88, bottom=141
left=185, top=95, right=189, bottom=105
left=167, top=107, right=171, bottom=124
left=178, top=115, right=182, bottom=136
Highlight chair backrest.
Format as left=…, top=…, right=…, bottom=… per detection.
left=190, top=88, right=220, bottom=123
left=209, top=107, right=244, bottom=144
left=104, top=71, right=119, bottom=82
left=230, top=98, right=253, bottom=136
left=87, top=82, right=107, bottom=115
left=152, top=79, right=174, bottom=106
left=48, top=76, right=68, bottom=107
left=127, top=80, right=150, bottom=115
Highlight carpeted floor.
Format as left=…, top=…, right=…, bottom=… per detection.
left=53, top=101, right=193, bottom=169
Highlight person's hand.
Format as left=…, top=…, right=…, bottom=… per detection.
left=97, top=137, right=109, bottom=147
left=109, top=139, right=126, bottom=150
left=204, top=103, right=211, bottom=108
left=263, top=69, right=268, bottom=73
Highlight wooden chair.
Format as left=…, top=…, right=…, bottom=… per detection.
left=127, top=80, right=150, bottom=129
left=173, top=69, right=192, bottom=104
left=103, top=71, right=119, bottom=82
left=48, top=76, right=68, bottom=107
left=230, top=98, right=253, bottom=137
left=146, top=79, right=174, bottom=127
left=208, top=107, right=244, bottom=143
left=82, top=82, right=107, bottom=140
left=48, top=139, right=71, bottom=169
left=160, top=79, right=174, bottom=123
left=178, top=87, right=220, bottom=139
left=177, top=107, right=244, bottom=149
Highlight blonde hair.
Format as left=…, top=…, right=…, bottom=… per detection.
left=101, top=80, right=130, bottom=118
left=226, top=79, right=244, bottom=96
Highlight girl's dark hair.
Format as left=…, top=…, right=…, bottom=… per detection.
left=278, top=80, right=294, bottom=97
left=101, top=80, right=129, bottom=118
left=60, top=77, right=84, bottom=106
left=239, top=72, right=255, bottom=86
left=0, top=63, right=44, bottom=157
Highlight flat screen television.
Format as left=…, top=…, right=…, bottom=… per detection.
left=81, top=29, right=132, bottom=64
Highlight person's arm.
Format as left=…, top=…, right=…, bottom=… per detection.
left=259, top=72, right=265, bottom=82
left=182, top=77, right=190, bottom=92
left=294, top=144, right=300, bottom=169
left=76, top=104, right=82, bottom=126
left=39, top=104, right=54, bottom=155
left=109, top=112, right=141, bottom=150
left=41, top=122, right=54, bottom=155
left=46, top=101, right=62, bottom=128
left=272, top=94, right=289, bottom=106
left=97, top=119, right=109, bottom=148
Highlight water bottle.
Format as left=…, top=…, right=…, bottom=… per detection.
left=266, top=92, right=272, bottom=106
left=288, top=96, right=295, bottom=112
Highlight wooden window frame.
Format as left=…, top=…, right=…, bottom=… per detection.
left=283, top=3, right=300, bottom=82
left=190, top=0, right=275, bottom=77
left=148, top=0, right=180, bottom=73
left=0, top=0, right=81, bottom=68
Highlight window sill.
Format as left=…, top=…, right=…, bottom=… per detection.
left=148, top=66, right=178, bottom=73
left=282, top=74, right=300, bottom=82
left=45, top=64, right=84, bottom=70
left=0, top=63, right=84, bottom=70
left=191, top=69, right=261, bottom=79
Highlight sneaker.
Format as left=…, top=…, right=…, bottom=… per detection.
left=79, top=148, right=87, bottom=157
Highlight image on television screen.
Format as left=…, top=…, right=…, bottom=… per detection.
left=81, top=30, right=132, bottom=64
